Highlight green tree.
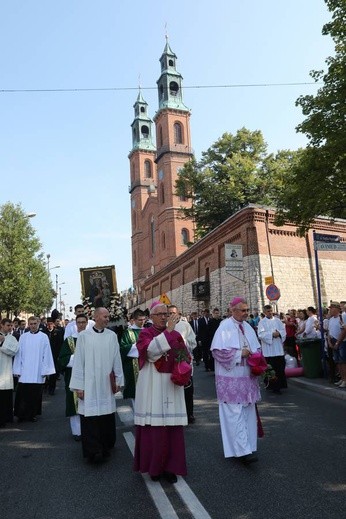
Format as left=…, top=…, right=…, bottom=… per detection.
left=0, top=202, right=53, bottom=316
left=275, top=0, right=346, bottom=231
left=176, top=128, right=298, bottom=238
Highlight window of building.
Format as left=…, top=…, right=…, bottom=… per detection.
left=158, top=125, right=163, bottom=147
left=170, top=81, right=179, bottom=96
left=181, top=228, right=189, bottom=245
left=150, top=216, right=155, bottom=255
left=160, top=183, right=165, bottom=204
left=140, top=106, right=145, bottom=113
left=169, top=59, right=174, bottom=67
left=141, top=125, right=149, bottom=138
left=174, top=122, right=183, bottom=144
left=144, top=160, right=152, bottom=178
left=133, top=251, right=137, bottom=266
left=161, top=232, right=166, bottom=249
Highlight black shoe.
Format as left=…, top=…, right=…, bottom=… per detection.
left=163, top=472, right=177, bottom=483
left=73, top=435, right=82, bottom=442
left=30, top=417, right=38, bottom=422
left=102, top=449, right=111, bottom=459
left=150, top=475, right=161, bottom=481
left=188, top=415, right=196, bottom=424
left=239, top=454, right=258, bottom=465
left=88, top=452, right=103, bottom=463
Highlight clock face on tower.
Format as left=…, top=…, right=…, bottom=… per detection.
left=158, top=169, right=164, bottom=180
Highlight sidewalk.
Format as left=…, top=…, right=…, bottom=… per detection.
left=289, top=376, right=346, bottom=401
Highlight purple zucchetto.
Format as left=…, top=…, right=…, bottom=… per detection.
left=229, top=297, right=245, bottom=307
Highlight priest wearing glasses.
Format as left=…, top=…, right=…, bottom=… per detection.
left=211, top=297, right=262, bottom=464
left=134, top=301, right=190, bottom=483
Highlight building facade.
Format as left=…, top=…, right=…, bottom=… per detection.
left=136, top=205, right=346, bottom=315
left=128, top=44, right=346, bottom=315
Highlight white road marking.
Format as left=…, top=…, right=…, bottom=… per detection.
left=123, top=430, right=211, bottom=519
left=123, top=432, right=179, bottom=519
left=116, top=405, right=134, bottom=424
left=174, top=478, right=212, bottom=519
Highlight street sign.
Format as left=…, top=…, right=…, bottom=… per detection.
left=159, top=293, right=171, bottom=305
left=314, top=233, right=340, bottom=242
left=314, top=242, right=346, bottom=251
left=265, top=283, right=281, bottom=301
left=264, top=276, right=273, bottom=285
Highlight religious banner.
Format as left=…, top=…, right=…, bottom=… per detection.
left=225, top=244, right=243, bottom=279
left=80, top=265, right=117, bottom=309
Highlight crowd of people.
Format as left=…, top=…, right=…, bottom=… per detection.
left=0, top=298, right=345, bottom=482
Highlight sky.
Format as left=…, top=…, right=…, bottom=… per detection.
left=0, top=1, right=334, bottom=317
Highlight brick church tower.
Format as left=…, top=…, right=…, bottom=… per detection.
left=129, top=41, right=194, bottom=294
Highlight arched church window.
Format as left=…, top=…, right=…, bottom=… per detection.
left=140, top=106, right=145, bottom=113
left=181, top=228, right=189, bottom=245
left=160, top=183, right=165, bottom=204
left=170, top=81, right=179, bottom=96
left=158, top=126, right=163, bottom=147
left=169, top=59, right=174, bottom=67
left=141, top=125, right=149, bottom=138
left=144, top=160, right=152, bottom=178
left=150, top=216, right=155, bottom=255
left=174, top=122, right=183, bottom=144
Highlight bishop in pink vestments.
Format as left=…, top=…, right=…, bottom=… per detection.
left=134, top=303, right=188, bottom=483
left=211, top=298, right=261, bottom=464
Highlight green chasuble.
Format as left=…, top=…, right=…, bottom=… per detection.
left=120, top=327, right=141, bottom=399
left=58, top=337, right=78, bottom=417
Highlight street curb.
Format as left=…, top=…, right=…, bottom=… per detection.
left=289, top=377, right=346, bottom=401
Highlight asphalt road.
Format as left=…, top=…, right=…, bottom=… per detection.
left=1, top=367, right=345, bottom=519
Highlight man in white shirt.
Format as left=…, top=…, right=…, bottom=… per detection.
left=70, top=307, right=124, bottom=462
left=64, top=304, right=94, bottom=339
left=257, top=305, right=287, bottom=394
left=328, top=302, right=346, bottom=388
left=0, top=319, right=19, bottom=426
left=13, top=316, right=55, bottom=422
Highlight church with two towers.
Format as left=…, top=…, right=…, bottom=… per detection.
left=128, top=41, right=194, bottom=293
left=128, top=42, right=346, bottom=314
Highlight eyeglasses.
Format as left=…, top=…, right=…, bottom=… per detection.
left=152, top=312, right=168, bottom=317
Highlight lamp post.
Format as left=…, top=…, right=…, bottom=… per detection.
left=57, top=281, right=66, bottom=313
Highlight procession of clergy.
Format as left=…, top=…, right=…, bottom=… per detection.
left=1, top=297, right=300, bottom=482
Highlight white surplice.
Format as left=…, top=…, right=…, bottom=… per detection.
left=134, top=330, right=187, bottom=427
left=211, top=318, right=261, bottom=458
left=13, top=331, right=55, bottom=382
left=0, top=333, right=19, bottom=389
left=69, top=328, right=124, bottom=417
left=257, top=317, right=286, bottom=357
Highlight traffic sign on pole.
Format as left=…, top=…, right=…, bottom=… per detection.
left=265, top=284, right=281, bottom=301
